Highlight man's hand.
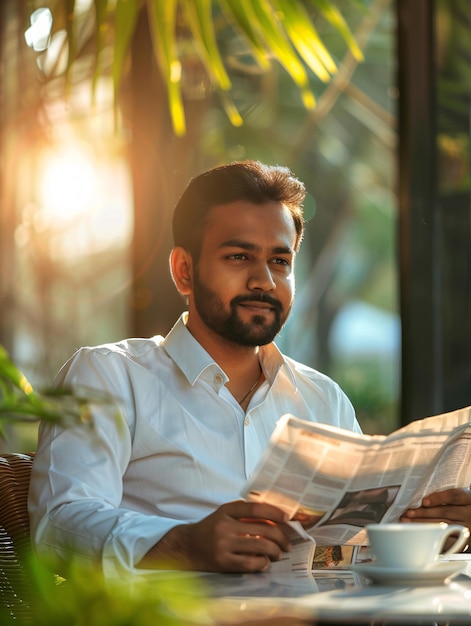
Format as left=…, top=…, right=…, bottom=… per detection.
left=400, top=487, right=471, bottom=550
left=140, top=500, right=292, bottom=573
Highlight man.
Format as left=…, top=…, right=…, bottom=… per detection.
left=28, top=161, right=470, bottom=576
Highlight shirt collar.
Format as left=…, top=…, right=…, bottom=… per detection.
left=162, top=313, right=297, bottom=391
left=162, top=313, right=224, bottom=385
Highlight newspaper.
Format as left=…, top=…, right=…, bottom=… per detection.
left=242, top=405, right=471, bottom=564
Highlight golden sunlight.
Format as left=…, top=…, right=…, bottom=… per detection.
left=39, top=144, right=98, bottom=224
left=35, top=142, right=133, bottom=260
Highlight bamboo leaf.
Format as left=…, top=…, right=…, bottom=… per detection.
left=245, top=0, right=317, bottom=105
left=182, top=0, right=231, bottom=91
left=42, top=0, right=366, bottom=134
left=112, top=0, right=141, bottom=111
left=168, top=75, right=186, bottom=137
left=92, top=0, right=109, bottom=104
left=147, top=0, right=186, bottom=136
left=219, top=0, right=271, bottom=70
left=243, top=0, right=314, bottom=92
left=0, top=345, right=124, bottom=435
left=273, top=0, right=337, bottom=81
left=65, top=0, right=77, bottom=84
left=309, top=0, right=364, bottom=61
left=218, top=90, right=243, bottom=127
left=0, top=346, right=36, bottom=398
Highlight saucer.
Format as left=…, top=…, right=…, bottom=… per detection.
left=349, top=561, right=465, bottom=586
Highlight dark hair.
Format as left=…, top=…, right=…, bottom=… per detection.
left=172, top=160, right=306, bottom=259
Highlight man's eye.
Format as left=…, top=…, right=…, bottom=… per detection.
left=227, top=253, right=247, bottom=261
left=272, top=258, right=290, bottom=266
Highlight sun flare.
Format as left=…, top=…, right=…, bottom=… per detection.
left=39, top=145, right=99, bottom=225
left=35, top=142, right=132, bottom=259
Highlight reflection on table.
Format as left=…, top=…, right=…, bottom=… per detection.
left=203, top=555, right=471, bottom=625
left=127, top=556, right=471, bottom=625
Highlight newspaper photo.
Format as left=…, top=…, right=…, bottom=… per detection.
left=242, top=405, right=471, bottom=553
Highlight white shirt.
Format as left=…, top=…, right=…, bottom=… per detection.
left=29, top=314, right=360, bottom=576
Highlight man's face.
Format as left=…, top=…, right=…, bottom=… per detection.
left=188, top=200, right=297, bottom=347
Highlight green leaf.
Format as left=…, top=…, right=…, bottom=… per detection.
left=65, top=0, right=77, bottom=88
left=249, top=0, right=310, bottom=86
left=147, top=0, right=186, bottom=136
left=112, top=0, right=141, bottom=116
left=220, top=0, right=271, bottom=70
left=273, top=0, right=337, bottom=81
left=92, top=0, right=109, bottom=104
left=38, top=0, right=366, bottom=135
left=219, top=90, right=243, bottom=127
left=182, top=0, right=231, bottom=91
left=309, top=0, right=364, bottom=61
left=238, top=0, right=316, bottom=109
left=0, top=345, right=35, bottom=397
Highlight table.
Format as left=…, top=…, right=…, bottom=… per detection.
left=127, top=556, right=471, bottom=625
left=202, top=557, right=471, bottom=625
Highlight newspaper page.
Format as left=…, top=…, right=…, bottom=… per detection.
left=242, top=405, right=471, bottom=554
left=268, top=522, right=361, bottom=577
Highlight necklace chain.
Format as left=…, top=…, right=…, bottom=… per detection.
left=238, top=367, right=263, bottom=406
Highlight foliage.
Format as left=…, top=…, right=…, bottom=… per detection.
left=2, top=553, right=210, bottom=626
left=0, top=345, right=118, bottom=435
left=25, top=0, right=364, bottom=136
left=0, top=350, right=210, bottom=624
left=331, top=356, right=398, bottom=435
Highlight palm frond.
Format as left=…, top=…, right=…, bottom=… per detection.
left=112, top=0, right=141, bottom=116
left=92, top=0, right=110, bottom=103
left=34, top=0, right=364, bottom=135
left=147, top=0, right=186, bottom=136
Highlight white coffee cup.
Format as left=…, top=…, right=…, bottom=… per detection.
left=366, top=522, right=470, bottom=569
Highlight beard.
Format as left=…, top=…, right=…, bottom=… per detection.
left=192, top=270, right=290, bottom=347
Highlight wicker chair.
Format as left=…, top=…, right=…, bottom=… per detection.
left=0, top=453, right=35, bottom=623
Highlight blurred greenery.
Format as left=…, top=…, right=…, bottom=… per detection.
left=0, top=352, right=210, bottom=624
left=331, top=357, right=398, bottom=435
left=0, top=345, right=90, bottom=433
left=0, top=344, right=124, bottom=450
left=36, top=0, right=364, bottom=136
left=2, top=553, right=211, bottom=626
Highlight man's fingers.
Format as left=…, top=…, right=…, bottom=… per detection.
left=225, top=552, right=271, bottom=573
left=235, top=533, right=284, bottom=560
left=422, top=488, right=471, bottom=507
left=236, top=518, right=292, bottom=553
left=223, top=500, right=289, bottom=524
left=401, top=488, right=471, bottom=530
left=187, top=502, right=292, bottom=573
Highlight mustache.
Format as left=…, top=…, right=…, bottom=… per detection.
left=231, top=293, right=283, bottom=312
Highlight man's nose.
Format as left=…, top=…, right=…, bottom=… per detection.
left=247, top=263, right=276, bottom=291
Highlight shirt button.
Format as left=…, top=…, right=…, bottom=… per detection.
left=244, top=417, right=250, bottom=426
left=214, top=374, right=223, bottom=385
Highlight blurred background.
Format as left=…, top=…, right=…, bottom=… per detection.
left=0, top=0, right=469, bottom=450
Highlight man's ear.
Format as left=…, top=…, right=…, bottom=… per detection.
left=169, top=247, right=193, bottom=296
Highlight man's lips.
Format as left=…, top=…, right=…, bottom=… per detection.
left=238, top=301, right=275, bottom=312
left=231, top=294, right=283, bottom=315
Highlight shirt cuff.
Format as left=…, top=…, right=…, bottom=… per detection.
left=102, top=514, right=185, bottom=578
